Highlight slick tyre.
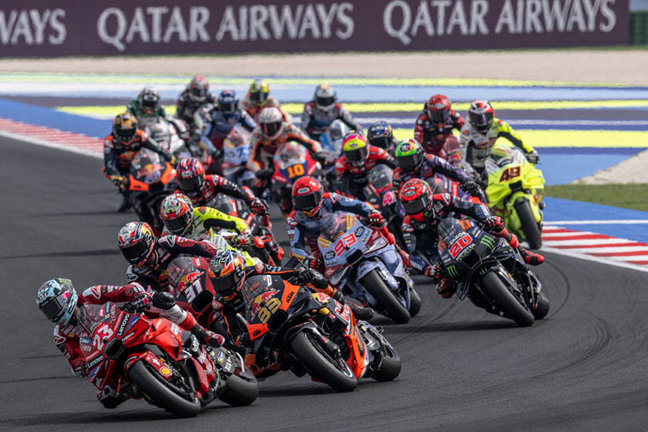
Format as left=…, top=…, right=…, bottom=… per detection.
left=533, top=291, right=550, bottom=320
left=219, top=371, right=259, bottom=406
left=127, top=360, right=201, bottom=417
left=289, top=330, right=357, bottom=392
left=514, top=200, right=542, bottom=250
left=372, top=344, right=401, bottom=382
left=480, top=271, right=534, bottom=327
left=408, top=288, right=422, bottom=317
left=361, top=269, right=410, bottom=324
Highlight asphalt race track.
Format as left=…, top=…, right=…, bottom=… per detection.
left=2, top=136, right=648, bottom=432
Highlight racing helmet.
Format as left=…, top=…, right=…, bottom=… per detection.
left=249, top=79, right=270, bottom=107
left=426, top=94, right=452, bottom=126
left=259, top=107, right=283, bottom=140
left=36, top=278, right=79, bottom=326
left=137, top=86, right=161, bottom=115
left=314, top=83, right=336, bottom=112
left=468, top=100, right=495, bottom=134
left=112, top=112, right=138, bottom=144
left=366, top=121, right=394, bottom=150
left=395, top=139, right=425, bottom=173
left=208, top=250, right=247, bottom=301
left=341, top=132, right=368, bottom=165
left=399, top=178, right=435, bottom=222
left=117, top=221, right=156, bottom=266
left=160, top=192, right=194, bottom=236
left=176, top=158, right=205, bottom=198
left=292, top=176, right=323, bottom=218
left=188, top=75, right=209, bottom=103
left=218, top=89, right=238, bottom=115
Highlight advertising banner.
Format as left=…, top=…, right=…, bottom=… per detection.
left=0, top=0, right=630, bottom=57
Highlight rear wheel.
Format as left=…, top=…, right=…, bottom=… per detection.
left=514, top=199, right=542, bottom=250
left=361, top=269, right=410, bottom=324
left=532, top=291, right=550, bottom=320
left=480, top=270, right=534, bottom=327
left=219, top=371, right=258, bottom=406
left=289, top=330, right=357, bottom=392
left=127, top=360, right=201, bottom=417
left=372, top=343, right=401, bottom=382
left=408, top=288, right=422, bottom=317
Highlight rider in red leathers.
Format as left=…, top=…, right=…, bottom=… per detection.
left=36, top=278, right=224, bottom=408
left=414, top=94, right=464, bottom=165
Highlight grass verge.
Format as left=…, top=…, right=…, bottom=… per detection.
left=545, top=184, right=648, bottom=212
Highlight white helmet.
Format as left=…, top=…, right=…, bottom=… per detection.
left=314, top=83, right=336, bottom=112
left=259, top=107, right=283, bottom=140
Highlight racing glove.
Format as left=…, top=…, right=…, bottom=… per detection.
left=437, top=278, right=457, bottom=299
left=526, top=150, right=540, bottom=164
left=111, top=176, right=129, bottom=191
left=250, top=197, right=268, bottom=215
left=191, top=325, right=225, bottom=348
left=484, top=216, right=505, bottom=232
left=462, top=180, right=481, bottom=196
left=122, top=292, right=151, bottom=313
left=367, top=210, right=385, bottom=228
left=151, top=291, right=176, bottom=310
left=424, top=264, right=443, bottom=281
left=287, top=267, right=312, bottom=286
left=255, top=168, right=274, bottom=179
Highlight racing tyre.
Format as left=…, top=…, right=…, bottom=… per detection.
left=361, top=269, right=410, bottom=324
left=220, top=370, right=259, bottom=406
left=289, top=330, right=357, bottom=392
left=480, top=270, right=534, bottom=327
left=532, top=291, right=550, bottom=320
left=514, top=199, right=542, bottom=250
left=408, top=288, right=422, bottom=317
left=372, top=343, right=401, bottom=382
left=127, top=360, right=201, bottom=417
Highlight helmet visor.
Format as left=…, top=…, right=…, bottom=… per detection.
left=212, top=272, right=243, bottom=298
left=262, top=121, right=282, bottom=138
left=120, top=240, right=150, bottom=263
left=345, top=146, right=368, bottom=162
left=398, top=152, right=422, bottom=172
left=165, top=212, right=192, bottom=235
left=294, top=190, right=322, bottom=212
left=402, top=195, right=430, bottom=216
left=469, top=111, right=492, bottom=132
left=178, top=176, right=202, bottom=193
left=316, top=96, right=335, bottom=108
left=116, top=127, right=136, bottom=141
left=250, top=92, right=268, bottom=105
left=429, top=109, right=449, bottom=124
left=40, top=295, right=69, bottom=322
left=219, top=101, right=236, bottom=114
left=190, top=87, right=205, bottom=98
left=369, top=136, right=390, bottom=149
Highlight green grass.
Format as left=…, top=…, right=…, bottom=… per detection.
left=545, top=184, right=648, bottom=212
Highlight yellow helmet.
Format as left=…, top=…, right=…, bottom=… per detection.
left=342, top=132, right=368, bottom=163
left=249, top=79, right=270, bottom=106
left=112, top=112, right=138, bottom=142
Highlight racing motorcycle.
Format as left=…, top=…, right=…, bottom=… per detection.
left=242, top=272, right=401, bottom=392
left=317, top=212, right=421, bottom=324
left=126, top=148, right=176, bottom=235
left=221, top=126, right=255, bottom=188
left=318, top=119, right=349, bottom=182
left=272, top=141, right=322, bottom=215
left=80, top=302, right=258, bottom=417
left=484, top=142, right=545, bottom=249
left=146, top=118, right=192, bottom=160
left=436, top=216, right=549, bottom=327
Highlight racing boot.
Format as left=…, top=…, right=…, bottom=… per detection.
left=519, top=247, right=544, bottom=265
left=350, top=304, right=375, bottom=321
left=191, top=325, right=226, bottom=349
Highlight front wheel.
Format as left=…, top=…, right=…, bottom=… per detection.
left=361, top=269, right=410, bottom=324
left=480, top=270, right=534, bottom=327
left=289, top=330, right=357, bottom=392
left=127, top=360, right=201, bottom=417
left=514, top=199, right=542, bottom=250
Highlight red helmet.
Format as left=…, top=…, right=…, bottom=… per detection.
left=468, top=100, right=495, bottom=134
left=117, top=221, right=156, bottom=266
left=292, top=176, right=323, bottom=217
left=399, top=178, right=434, bottom=222
left=427, top=94, right=451, bottom=126
left=176, top=158, right=205, bottom=197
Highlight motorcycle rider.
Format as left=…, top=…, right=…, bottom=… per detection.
left=175, top=74, right=215, bottom=127
left=198, top=90, right=257, bottom=160
left=36, top=278, right=225, bottom=408
left=241, top=79, right=290, bottom=123
left=301, top=83, right=361, bottom=140
left=367, top=121, right=399, bottom=155
left=334, top=132, right=397, bottom=199
left=103, top=112, right=176, bottom=212
left=174, top=157, right=268, bottom=214
left=127, top=86, right=168, bottom=123
left=392, top=139, right=481, bottom=198
left=398, top=178, right=544, bottom=298
left=117, top=221, right=221, bottom=293
left=414, top=94, right=464, bottom=163
left=247, top=107, right=322, bottom=190
left=460, top=100, right=540, bottom=173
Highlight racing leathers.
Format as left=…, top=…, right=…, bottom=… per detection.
left=335, top=145, right=397, bottom=199
left=392, top=153, right=474, bottom=195
left=176, top=89, right=215, bottom=127
left=241, top=95, right=290, bottom=123
left=127, top=100, right=169, bottom=130
left=200, top=107, right=256, bottom=157
left=459, top=118, right=537, bottom=173
left=414, top=106, right=465, bottom=162
left=247, top=123, right=322, bottom=179
left=301, top=101, right=361, bottom=140
left=53, top=282, right=223, bottom=407
left=174, top=173, right=258, bottom=209
left=126, top=235, right=218, bottom=292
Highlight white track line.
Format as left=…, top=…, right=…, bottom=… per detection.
left=0, top=129, right=101, bottom=159
left=546, top=220, right=648, bottom=225
left=543, top=238, right=635, bottom=247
